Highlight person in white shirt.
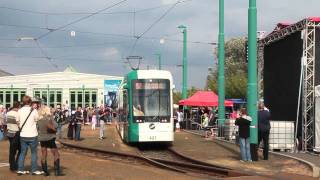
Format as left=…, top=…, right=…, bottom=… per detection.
left=6, top=102, right=20, bottom=171
left=17, top=96, right=42, bottom=176
left=178, top=110, right=184, bottom=130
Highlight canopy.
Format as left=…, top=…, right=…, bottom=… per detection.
left=179, top=91, right=233, bottom=107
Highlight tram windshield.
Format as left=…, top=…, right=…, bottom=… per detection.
left=132, top=79, right=170, bottom=118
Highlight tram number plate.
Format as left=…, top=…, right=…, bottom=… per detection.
left=149, top=136, right=156, bottom=140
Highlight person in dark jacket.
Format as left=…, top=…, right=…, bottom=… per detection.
left=235, top=108, right=252, bottom=162
left=258, top=102, right=271, bottom=160
left=74, top=107, right=83, bottom=141
left=67, top=109, right=76, bottom=140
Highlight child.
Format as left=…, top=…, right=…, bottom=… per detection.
left=91, top=112, right=97, bottom=130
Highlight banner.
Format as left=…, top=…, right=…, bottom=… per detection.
left=104, top=80, right=122, bottom=108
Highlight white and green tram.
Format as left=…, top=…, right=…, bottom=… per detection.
left=117, top=70, right=174, bottom=144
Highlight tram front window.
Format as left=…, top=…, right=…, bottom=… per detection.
left=133, top=79, right=170, bottom=123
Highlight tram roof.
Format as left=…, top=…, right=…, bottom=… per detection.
left=135, top=70, right=173, bottom=80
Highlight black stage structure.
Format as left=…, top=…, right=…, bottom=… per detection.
left=258, top=17, right=320, bottom=151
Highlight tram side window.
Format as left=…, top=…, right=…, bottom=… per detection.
left=123, top=90, right=128, bottom=122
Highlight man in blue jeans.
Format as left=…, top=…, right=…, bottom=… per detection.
left=74, top=107, right=83, bottom=141
left=18, top=137, right=39, bottom=174
left=17, top=96, right=43, bottom=175
left=235, top=108, right=252, bottom=162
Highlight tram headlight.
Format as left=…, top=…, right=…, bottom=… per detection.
left=161, top=119, right=167, bottom=123
left=136, top=119, right=143, bottom=123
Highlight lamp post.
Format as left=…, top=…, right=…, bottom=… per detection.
left=178, top=25, right=187, bottom=102
left=155, top=53, right=162, bottom=70
left=247, top=0, right=258, bottom=160
left=217, top=0, right=225, bottom=136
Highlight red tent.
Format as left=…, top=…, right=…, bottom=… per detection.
left=179, top=91, right=233, bottom=107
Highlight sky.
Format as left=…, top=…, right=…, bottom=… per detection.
left=0, top=0, right=319, bottom=90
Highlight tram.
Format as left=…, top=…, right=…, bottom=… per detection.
left=117, top=70, right=174, bottom=144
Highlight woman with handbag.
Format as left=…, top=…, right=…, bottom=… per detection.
left=37, top=105, right=62, bottom=176
left=6, top=102, right=21, bottom=172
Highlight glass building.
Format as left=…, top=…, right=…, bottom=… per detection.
left=0, top=66, right=122, bottom=109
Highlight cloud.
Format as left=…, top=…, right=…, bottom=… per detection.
left=161, top=0, right=177, bottom=5
left=1, top=0, right=320, bottom=90
left=104, top=47, right=119, bottom=57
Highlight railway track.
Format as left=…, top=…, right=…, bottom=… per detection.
left=59, top=141, right=249, bottom=179
left=138, top=146, right=247, bottom=179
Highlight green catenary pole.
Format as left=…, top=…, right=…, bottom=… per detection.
left=218, top=0, right=225, bottom=130
left=248, top=0, right=258, bottom=144
left=178, top=25, right=187, bottom=100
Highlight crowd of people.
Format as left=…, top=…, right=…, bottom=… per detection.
left=0, top=94, right=273, bottom=174
left=0, top=96, right=116, bottom=176
left=0, top=96, right=62, bottom=176
left=66, top=105, right=113, bottom=140
left=174, top=102, right=271, bottom=163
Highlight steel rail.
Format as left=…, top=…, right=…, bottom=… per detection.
left=59, top=140, right=248, bottom=178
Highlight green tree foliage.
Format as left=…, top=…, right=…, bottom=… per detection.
left=173, top=86, right=200, bottom=104
left=173, top=91, right=182, bottom=104
left=187, top=86, right=198, bottom=97
left=206, top=38, right=247, bottom=99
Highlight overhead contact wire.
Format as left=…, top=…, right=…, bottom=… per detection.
left=36, top=0, right=128, bottom=40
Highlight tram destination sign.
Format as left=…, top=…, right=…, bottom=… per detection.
left=135, top=82, right=167, bottom=90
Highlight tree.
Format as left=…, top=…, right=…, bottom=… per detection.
left=173, top=86, right=201, bottom=104
left=206, top=37, right=247, bottom=99
left=187, top=86, right=198, bottom=97
left=173, top=91, right=182, bottom=104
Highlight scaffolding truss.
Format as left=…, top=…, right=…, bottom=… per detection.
left=258, top=18, right=320, bottom=151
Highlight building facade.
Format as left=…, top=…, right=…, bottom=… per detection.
left=0, top=66, right=122, bottom=109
